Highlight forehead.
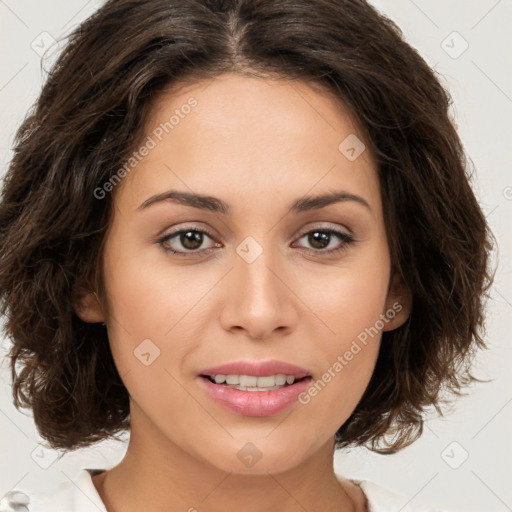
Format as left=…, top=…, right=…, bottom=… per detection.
left=116, top=72, right=380, bottom=213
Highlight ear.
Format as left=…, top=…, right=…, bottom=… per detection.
left=382, top=268, right=412, bottom=332
left=73, top=287, right=105, bottom=323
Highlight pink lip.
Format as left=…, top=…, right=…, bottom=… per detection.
left=198, top=375, right=312, bottom=416
left=199, top=359, right=311, bottom=379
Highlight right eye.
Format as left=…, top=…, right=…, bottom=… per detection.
left=158, top=227, right=221, bottom=257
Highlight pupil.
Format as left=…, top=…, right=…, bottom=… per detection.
left=309, top=231, right=329, bottom=249
left=181, top=231, right=203, bottom=250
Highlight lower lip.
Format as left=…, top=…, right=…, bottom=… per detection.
left=198, top=376, right=312, bottom=416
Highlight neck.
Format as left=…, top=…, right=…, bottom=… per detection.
left=93, top=404, right=362, bottom=512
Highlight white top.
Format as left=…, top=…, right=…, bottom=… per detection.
left=0, top=469, right=447, bottom=512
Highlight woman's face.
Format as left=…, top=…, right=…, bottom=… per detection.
left=79, top=72, right=408, bottom=474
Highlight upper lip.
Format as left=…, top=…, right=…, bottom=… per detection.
left=199, top=360, right=311, bottom=379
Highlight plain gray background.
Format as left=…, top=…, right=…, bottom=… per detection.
left=1, top=1, right=511, bottom=510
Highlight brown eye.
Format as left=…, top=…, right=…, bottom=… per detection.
left=179, top=231, right=204, bottom=250
left=293, top=228, right=355, bottom=255
left=159, top=227, right=219, bottom=256
left=307, top=231, right=331, bottom=249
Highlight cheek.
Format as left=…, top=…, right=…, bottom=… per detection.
left=293, top=253, right=390, bottom=420
left=100, top=241, right=203, bottom=377
left=299, top=248, right=390, bottom=347
left=101, top=253, right=211, bottom=420
left=101, top=247, right=245, bottom=414
left=102, top=233, right=217, bottom=337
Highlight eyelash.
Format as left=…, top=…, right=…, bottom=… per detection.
left=158, top=225, right=355, bottom=258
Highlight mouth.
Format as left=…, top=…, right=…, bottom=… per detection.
left=198, top=373, right=313, bottom=416
left=199, top=373, right=311, bottom=391
left=197, top=360, right=313, bottom=415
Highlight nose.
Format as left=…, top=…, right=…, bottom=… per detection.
left=219, top=241, right=298, bottom=340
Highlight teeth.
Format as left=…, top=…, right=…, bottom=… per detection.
left=255, top=375, right=275, bottom=387
left=235, top=385, right=283, bottom=391
left=210, top=374, right=297, bottom=388
left=275, top=374, right=287, bottom=385
left=240, top=375, right=258, bottom=387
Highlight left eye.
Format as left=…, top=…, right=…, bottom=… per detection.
left=293, top=229, right=354, bottom=254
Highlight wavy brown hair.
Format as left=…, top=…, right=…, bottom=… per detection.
left=0, top=0, right=493, bottom=453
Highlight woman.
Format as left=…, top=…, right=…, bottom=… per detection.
left=0, top=0, right=493, bottom=510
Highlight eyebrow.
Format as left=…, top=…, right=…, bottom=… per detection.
left=137, top=189, right=372, bottom=215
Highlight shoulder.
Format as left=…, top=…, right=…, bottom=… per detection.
left=0, top=469, right=107, bottom=512
left=350, top=478, right=449, bottom=512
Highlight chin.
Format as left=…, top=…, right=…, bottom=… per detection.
left=199, top=435, right=316, bottom=476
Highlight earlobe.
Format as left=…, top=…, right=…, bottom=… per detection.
left=382, top=270, right=412, bottom=332
left=73, top=288, right=105, bottom=323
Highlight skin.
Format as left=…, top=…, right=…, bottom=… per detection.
left=76, top=72, right=410, bottom=512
